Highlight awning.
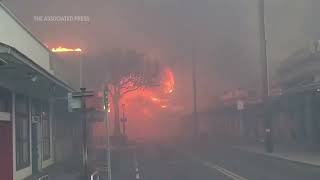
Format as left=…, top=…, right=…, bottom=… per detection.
left=281, top=82, right=320, bottom=96
left=0, top=42, right=75, bottom=98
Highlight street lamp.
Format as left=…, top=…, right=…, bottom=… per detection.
left=103, top=87, right=112, bottom=180
left=258, top=0, right=273, bottom=153
left=192, top=42, right=199, bottom=140
left=51, top=46, right=90, bottom=178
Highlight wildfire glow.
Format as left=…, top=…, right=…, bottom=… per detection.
left=104, top=66, right=175, bottom=123
left=161, top=105, right=167, bottom=108
left=51, top=46, right=82, bottom=52
left=163, top=68, right=175, bottom=94
left=103, top=103, right=111, bottom=113
left=151, top=97, right=160, bottom=102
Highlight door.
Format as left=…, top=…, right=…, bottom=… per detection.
left=32, top=123, right=38, bottom=172
left=31, top=100, right=42, bottom=172
left=32, top=122, right=41, bottom=173
left=0, top=122, right=13, bottom=180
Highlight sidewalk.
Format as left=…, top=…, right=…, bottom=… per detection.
left=24, top=161, right=81, bottom=180
left=232, top=142, right=320, bottom=167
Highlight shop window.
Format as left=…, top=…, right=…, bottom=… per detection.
left=42, top=103, right=51, bottom=160
left=0, top=87, right=11, bottom=113
left=16, top=94, right=30, bottom=170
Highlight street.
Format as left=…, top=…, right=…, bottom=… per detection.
left=113, top=143, right=320, bottom=180
left=3, top=1, right=320, bottom=180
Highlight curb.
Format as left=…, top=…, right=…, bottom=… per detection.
left=232, top=146, right=320, bottom=168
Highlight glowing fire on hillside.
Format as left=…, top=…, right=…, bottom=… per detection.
left=51, top=46, right=82, bottom=52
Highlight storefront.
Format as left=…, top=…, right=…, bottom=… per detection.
left=0, top=3, right=81, bottom=179
left=0, top=42, right=75, bottom=180
left=276, top=43, right=320, bottom=148
left=0, top=87, right=13, bottom=180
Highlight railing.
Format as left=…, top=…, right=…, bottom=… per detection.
left=90, top=171, right=100, bottom=180
left=38, top=175, right=49, bottom=180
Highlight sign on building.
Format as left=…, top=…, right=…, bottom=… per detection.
left=67, top=92, right=81, bottom=112
left=237, top=100, right=244, bottom=111
left=67, top=90, right=94, bottom=112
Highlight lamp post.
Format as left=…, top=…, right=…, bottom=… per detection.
left=258, top=0, right=273, bottom=153
left=80, top=88, right=88, bottom=180
left=192, top=42, right=199, bottom=140
left=103, top=88, right=112, bottom=180
left=51, top=47, right=90, bottom=177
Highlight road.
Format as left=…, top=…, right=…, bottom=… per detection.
left=111, top=143, right=320, bottom=180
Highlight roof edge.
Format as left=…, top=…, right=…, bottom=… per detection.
left=0, top=42, right=75, bottom=92
left=0, top=2, right=52, bottom=54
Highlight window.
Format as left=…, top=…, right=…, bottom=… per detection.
left=0, top=87, right=11, bottom=113
left=42, top=102, right=50, bottom=160
left=16, top=94, right=30, bottom=170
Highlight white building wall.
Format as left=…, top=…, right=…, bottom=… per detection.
left=0, top=3, right=51, bottom=73
left=0, top=3, right=76, bottom=180
left=0, top=3, right=78, bottom=90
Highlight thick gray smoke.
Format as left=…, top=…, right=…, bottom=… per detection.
left=4, top=0, right=320, bottom=113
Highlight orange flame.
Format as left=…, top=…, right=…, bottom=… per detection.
left=161, top=105, right=167, bottom=109
left=51, top=46, right=82, bottom=52
left=100, top=66, right=175, bottom=122
left=163, top=68, right=175, bottom=94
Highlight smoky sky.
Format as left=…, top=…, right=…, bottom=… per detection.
left=3, top=0, right=320, bottom=112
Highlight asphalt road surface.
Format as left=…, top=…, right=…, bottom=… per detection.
left=113, top=143, right=320, bottom=180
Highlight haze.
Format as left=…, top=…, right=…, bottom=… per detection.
left=3, top=0, right=320, bottom=139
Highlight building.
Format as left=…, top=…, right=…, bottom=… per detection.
left=274, top=41, right=320, bottom=148
left=0, top=3, right=83, bottom=180
left=204, top=41, right=320, bottom=149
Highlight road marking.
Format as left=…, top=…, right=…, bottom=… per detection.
left=133, top=147, right=141, bottom=179
left=207, top=163, right=247, bottom=180
left=136, top=173, right=140, bottom=179
left=192, top=157, right=247, bottom=180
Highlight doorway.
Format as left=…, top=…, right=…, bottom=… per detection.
left=0, top=121, right=13, bottom=180
left=32, top=122, right=41, bottom=173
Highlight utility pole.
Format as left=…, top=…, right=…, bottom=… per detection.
left=70, top=89, right=94, bottom=180
left=192, top=42, right=199, bottom=139
left=103, top=88, right=112, bottom=180
left=80, top=88, right=88, bottom=180
left=258, top=0, right=273, bottom=153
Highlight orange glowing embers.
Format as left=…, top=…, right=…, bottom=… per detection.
left=161, top=105, right=167, bottom=109
left=51, top=46, right=82, bottom=52
left=151, top=97, right=160, bottom=102
left=163, top=68, right=175, bottom=94
left=139, top=67, right=175, bottom=110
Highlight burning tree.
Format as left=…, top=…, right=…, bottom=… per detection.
left=105, top=49, right=160, bottom=136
